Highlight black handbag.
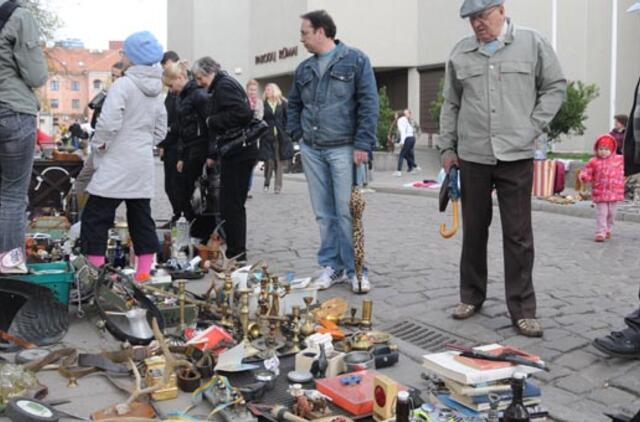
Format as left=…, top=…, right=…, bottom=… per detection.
left=214, top=118, right=269, bottom=158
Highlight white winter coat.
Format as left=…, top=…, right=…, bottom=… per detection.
left=88, top=65, right=168, bottom=199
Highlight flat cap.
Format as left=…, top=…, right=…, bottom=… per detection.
left=460, top=0, right=505, bottom=18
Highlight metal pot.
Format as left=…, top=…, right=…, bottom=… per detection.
left=343, top=351, right=375, bottom=372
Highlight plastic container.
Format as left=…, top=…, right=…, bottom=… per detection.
left=13, top=261, right=75, bottom=305
left=315, top=370, right=377, bottom=416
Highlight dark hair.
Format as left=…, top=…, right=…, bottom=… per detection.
left=161, top=51, right=180, bottom=65
left=301, top=10, right=337, bottom=39
left=112, top=61, right=125, bottom=70
left=615, top=114, right=629, bottom=127
left=192, top=56, right=221, bottom=76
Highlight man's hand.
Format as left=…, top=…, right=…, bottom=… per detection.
left=158, top=148, right=164, bottom=159
left=176, top=160, right=184, bottom=173
left=441, top=150, right=459, bottom=173
left=353, top=150, right=369, bottom=165
left=206, top=158, right=216, bottom=168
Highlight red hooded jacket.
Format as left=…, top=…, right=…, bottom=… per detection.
left=580, top=134, right=625, bottom=203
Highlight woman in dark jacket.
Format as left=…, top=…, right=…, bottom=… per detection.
left=162, top=61, right=210, bottom=221
left=192, top=56, right=255, bottom=262
left=259, top=83, right=293, bottom=194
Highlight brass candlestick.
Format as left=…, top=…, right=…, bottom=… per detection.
left=290, top=305, right=301, bottom=353
left=300, top=296, right=315, bottom=337
left=361, top=299, right=373, bottom=330
left=177, top=279, right=186, bottom=331
left=257, top=275, right=270, bottom=318
left=220, top=273, right=234, bottom=326
left=269, top=276, right=281, bottom=317
left=238, top=288, right=251, bottom=343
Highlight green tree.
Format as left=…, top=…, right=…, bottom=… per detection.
left=376, top=86, right=395, bottom=151
left=430, top=77, right=445, bottom=125
left=546, top=81, right=599, bottom=141
left=22, top=0, right=60, bottom=42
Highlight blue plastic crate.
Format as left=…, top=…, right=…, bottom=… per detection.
left=13, top=261, right=75, bottom=305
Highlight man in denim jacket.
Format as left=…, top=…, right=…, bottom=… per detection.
left=288, top=9, right=379, bottom=293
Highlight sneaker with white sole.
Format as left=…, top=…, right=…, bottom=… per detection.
left=0, top=248, right=28, bottom=274
left=311, top=266, right=347, bottom=290
left=351, top=272, right=371, bottom=294
left=393, top=171, right=402, bottom=177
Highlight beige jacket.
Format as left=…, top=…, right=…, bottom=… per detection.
left=438, top=19, right=566, bottom=165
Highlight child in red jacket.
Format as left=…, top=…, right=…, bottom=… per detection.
left=579, top=134, right=624, bottom=242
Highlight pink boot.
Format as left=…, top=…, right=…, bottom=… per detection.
left=87, top=255, right=105, bottom=268
left=135, top=254, right=154, bottom=283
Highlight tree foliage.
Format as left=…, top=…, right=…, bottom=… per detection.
left=546, top=81, right=599, bottom=142
left=376, top=86, right=395, bottom=151
left=430, top=77, right=445, bottom=125
left=21, top=0, right=60, bottom=42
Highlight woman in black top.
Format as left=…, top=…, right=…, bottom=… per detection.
left=162, top=61, right=209, bottom=222
left=259, top=83, right=293, bottom=194
left=192, top=56, right=255, bottom=262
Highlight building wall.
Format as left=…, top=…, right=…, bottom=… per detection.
left=167, top=0, right=640, bottom=152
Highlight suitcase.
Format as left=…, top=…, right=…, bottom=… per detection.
left=532, top=159, right=556, bottom=198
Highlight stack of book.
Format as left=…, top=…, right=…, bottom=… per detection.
left=422, top=344, right=548, bottom=419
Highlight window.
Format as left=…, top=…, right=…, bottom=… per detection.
left=50, top=99, right=59, bottom=109
left=50, top=80, right=59, bottom=91
left=72, top=99, right=80, bottom=109
left=93, top=79, right=102, bottom=90
left=71, top=80, right=80, bottom=91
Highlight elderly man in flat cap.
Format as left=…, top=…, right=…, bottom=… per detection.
left=438, top=0, right=566, bottom=337
left=593, top=0, right=640, bottom=358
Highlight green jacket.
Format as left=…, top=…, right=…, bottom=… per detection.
left=0, top=0, right=47, bottom=115
left=438, top=19, right=566, bottom=165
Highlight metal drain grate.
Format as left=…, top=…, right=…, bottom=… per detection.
left=384, top=320, right=472, bottom=352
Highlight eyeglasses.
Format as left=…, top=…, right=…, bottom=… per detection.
left=469, top=6, right=500, bottom=22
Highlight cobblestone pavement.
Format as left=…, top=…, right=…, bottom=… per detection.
left=149, top=158, right=640, bottom=422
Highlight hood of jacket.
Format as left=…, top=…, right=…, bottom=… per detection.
left=125, top=65, right=163, bottom=97
left=593, top=134, right=617, bottom=157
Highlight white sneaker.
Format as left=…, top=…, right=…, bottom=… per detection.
left=393, top=171, right=402, bottom=177
left=413, top=166, right=422, bottom=171
left=0, top=248, right=28, bottom=274
left=311, top=266, right=346, bottom=290
left=351, top=272, right=371, bottom=294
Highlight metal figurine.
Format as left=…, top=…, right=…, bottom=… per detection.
left=220, top=273, right=234, bottom=326
left=301, top=296, right=315, bottom=337
left=361, top=299, right=373, bottom=330
left=269, top=276, right=281, bottom=318
left=177, top=279, right=187, bottom=331
left=257, top=276, right=270, bottom=318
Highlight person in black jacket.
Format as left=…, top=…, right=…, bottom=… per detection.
left=192, top=57, right=255, bottom=263
left=162, top=60, right=210, bottom=222
left=158, top=51, right=182, bottom=226
left=259, top=82, right=294, bottom=194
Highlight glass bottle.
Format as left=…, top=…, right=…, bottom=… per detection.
left=395, top=390, right=410, bottom=422
left=503, top=372, right=530, bottom=422
left=175, top=213, right=189, bottom=250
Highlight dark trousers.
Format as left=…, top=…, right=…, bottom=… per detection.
left=397, top=137, right=416, bottom=171
left=81, top=195, right=159, bottom=256
left=163, top=147, right=181, bottom=220
left=459, top=159, right=536, bottom=320
left=220, top=158, right=256, bottom=261
left=177, top=143, right=208, bottom=221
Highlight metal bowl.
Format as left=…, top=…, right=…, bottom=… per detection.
left=343, top=351, right=375, bottom=372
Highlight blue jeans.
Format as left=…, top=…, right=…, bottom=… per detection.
left=0, top=108, right=36, bottom=252
left=301, top=142, right=365, bottom=277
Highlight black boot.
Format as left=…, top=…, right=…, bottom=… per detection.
left=593, top=331, right=640, bottom=358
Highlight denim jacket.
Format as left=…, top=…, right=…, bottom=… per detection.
left=287, top=41, right=379, bottom=152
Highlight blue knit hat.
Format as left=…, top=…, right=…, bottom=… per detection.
left=123, top=31, right=163, bottom=66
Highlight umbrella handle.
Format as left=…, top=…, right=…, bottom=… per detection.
left=439, top=200, right=459, bottom=239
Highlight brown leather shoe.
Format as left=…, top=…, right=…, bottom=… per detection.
left=452, top=303, right=478, bottom=320
left=514, top=318, right=543, bottom=337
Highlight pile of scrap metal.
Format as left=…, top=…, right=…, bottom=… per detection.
left=0, top=258, right=405, bottom=421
